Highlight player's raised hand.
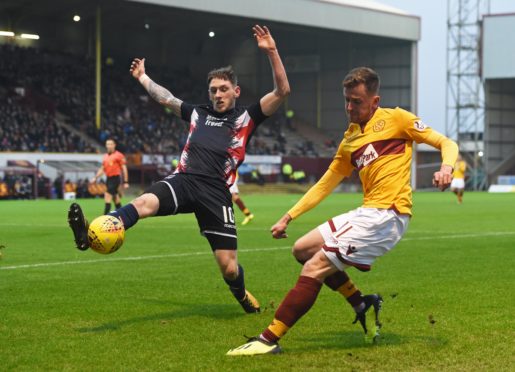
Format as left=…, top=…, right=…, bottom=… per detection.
left=432, top=164, right=453, bottom=191
left=130, top=58, right=146, bottom=79
left=253, top=25, right=276, bottom=53
left=270, top=213, right=292, bottom=239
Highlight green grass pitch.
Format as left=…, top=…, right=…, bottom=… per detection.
left=1, top=192, right=514, bottom=370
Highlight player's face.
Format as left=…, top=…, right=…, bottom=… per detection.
left=209, top=78, right=241, bottom=113
left=343, top=83, right=380, bottom=125
left=105, top=140, right=116, bottom=154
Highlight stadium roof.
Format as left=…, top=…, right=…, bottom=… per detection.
left=318, top=0, right=408, bottom=15
left=129, top=0, right=420, bottom=41
left=0, top=0, right=420, bottom=51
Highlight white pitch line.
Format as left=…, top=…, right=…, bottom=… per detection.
left=0, top=245, right=291, bottom=271
left=1, top=231, right=514, bottom=271
left=0, top=223, right=267, bottom=231
left=402, top=231, right=515, bottom=241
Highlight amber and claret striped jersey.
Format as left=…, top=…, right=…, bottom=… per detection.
left=102, top=151, right=126, bottom=177
left=453, top=160, right=467, bottom=179
left=288, top=107, right=459, bottom=218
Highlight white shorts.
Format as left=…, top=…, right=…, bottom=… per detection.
left=450, top=178, right=465, bottom=190
left=229, top=182, right=239, bottom=194
left=318, top=207, right=409, bottom=272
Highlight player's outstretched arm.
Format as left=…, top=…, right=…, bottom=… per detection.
left=253, top=25, right=291, bottom=116
left=270, top=169, right=344, bottom=239
left=130, top=58, right=183, bottom=117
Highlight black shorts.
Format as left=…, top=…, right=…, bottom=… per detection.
left=145, top=173, right=237, bottom=251
left=106, top=176, right=121, bottom=196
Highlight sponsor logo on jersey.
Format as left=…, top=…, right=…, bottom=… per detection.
left=373, top=120, right=385, bottom=132
left=355, top=144, right=379, bottom=168
left=205, top=115, right=228, bottom=127
left=351, top=139, right=406, bottom=170
left=414, top=120, right=427, bottom=131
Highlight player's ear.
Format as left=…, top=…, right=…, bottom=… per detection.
left=372, top=95, right=380, bottom=109
left=234, top=85, right=241, bottom=98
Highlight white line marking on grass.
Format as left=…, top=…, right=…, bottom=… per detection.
left=1, top=231, right=514, bottom=271
left=402, top=231, right=515, bottom=241
left=0, top=223, right=267, bottom=231
left=0, top=246, right=292, bottom=270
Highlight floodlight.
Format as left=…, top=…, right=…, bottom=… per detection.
left=21, top=33, right=40, bottom=40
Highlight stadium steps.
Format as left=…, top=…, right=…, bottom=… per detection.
left=291, top=120, right=335, bottom=157
left=55, top=113, right=103, bottom=152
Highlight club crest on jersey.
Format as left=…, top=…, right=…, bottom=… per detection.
left=355, top=144, right=379, bottom=169
left=373, top=120, right=385, bottom=132
left=414, top=120, right=427, bottom=131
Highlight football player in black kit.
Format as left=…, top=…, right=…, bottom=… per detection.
left=68, top=25, right=290, bottom=314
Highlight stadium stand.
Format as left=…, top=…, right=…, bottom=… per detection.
left=0, top=44, right=332, bottom=157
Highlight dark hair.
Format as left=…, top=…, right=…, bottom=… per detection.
left=342, top=67, right=380, bottom=95
left=207, top=65, right=238, bottom=86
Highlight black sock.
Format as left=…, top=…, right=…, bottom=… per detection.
left=224, top=264, right=246, bottom=301
left=115, top=202, right=122, bottom=209
left=108, top=203, right=139, bottom=230
left=104, top=203, right=111, bottom=215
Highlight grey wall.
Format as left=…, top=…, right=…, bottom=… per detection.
left=484, top=78, right=515, bottom=179
left=483, top=14, right=515, bottom=79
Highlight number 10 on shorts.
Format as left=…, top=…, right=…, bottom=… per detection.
left=222, top=206, right=235, bottom=224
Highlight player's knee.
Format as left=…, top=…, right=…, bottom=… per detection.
left=221, top=262, right=238, bottom=280
left=292, top=239, right=310, bottom=261
left=301, top=255, right=321, bottom=277
left=131, top=194, right=159, bottom=217
left=301, top=252, right=330, bottom=280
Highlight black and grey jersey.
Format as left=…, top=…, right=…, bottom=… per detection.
left=175, top=102, right=267, bottom=187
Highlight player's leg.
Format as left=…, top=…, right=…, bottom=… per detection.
left=293, top=225, right=367, bottom=313
left=213, top=248, right=260, bottom=313
left=68, top=179, right=176, bottom=250
left=323, top=208, right=410, bottom=340
left=227, top=250, right=338, bottom=355
left=103, top=191, right=113, bottom=215
left=68, top=192, right=159, bottom=250
left=197, top=180, right=260, bottom=313
left=457, top=187, right=464, bottom=204
left=113, top=192, right=122, bottom=209
left=451, top=187, right=458, bottom=201
left=232, top=193, right=254, bottom=225
left=104, top=176, right=120, bottom=214
left=450, top=177, right=465, bottom=203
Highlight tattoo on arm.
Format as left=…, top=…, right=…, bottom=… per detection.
left=147, top=80, right=182, bottom=116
